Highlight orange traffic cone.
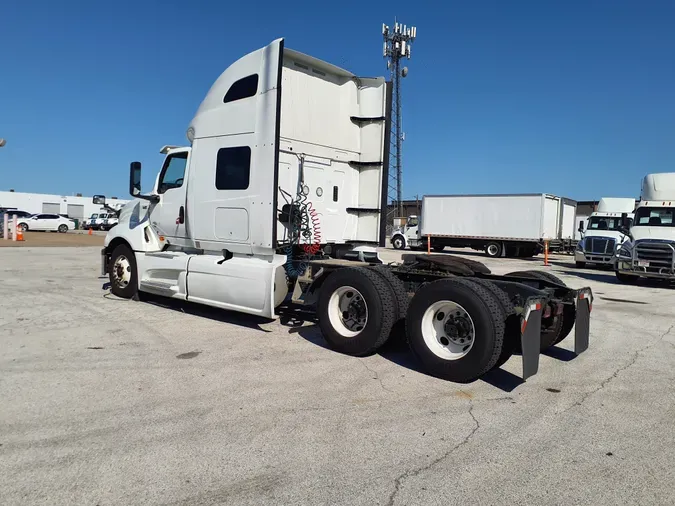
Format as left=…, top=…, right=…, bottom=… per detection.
left=88, top=228, right=93, bottom=235
left=16, top=228, right=24, bottom=241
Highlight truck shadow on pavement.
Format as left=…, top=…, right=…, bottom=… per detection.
left=136, top=292, right=274, bottom=332
left=281, top=312, right=527, bottom=392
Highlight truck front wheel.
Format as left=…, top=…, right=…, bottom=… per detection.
left=392, top=235, right=405, bottom=250
left=406, top=279, right=504, bottom=383
left=109, top=244, right=138, bottom=299
left=317, top=267, right=396, bottom=356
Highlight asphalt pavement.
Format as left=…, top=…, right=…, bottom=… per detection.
left=1, top=246, right=674, bottom=505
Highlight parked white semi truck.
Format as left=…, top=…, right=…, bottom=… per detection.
left=616, top=173, right=675, bottom=283
left=97, top=39, right=592, bottom=383
left=391, top=194, right=578, bottom=258
left=575, top=197, right=635, bottom=268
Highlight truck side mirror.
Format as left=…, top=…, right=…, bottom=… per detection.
left=129, top=162, right=142, bottom=196
left=578, top=220, right=584, bottom=232
left=619, top=212, right=633, bottom=240
left=92, top=195, right=106, bottom=205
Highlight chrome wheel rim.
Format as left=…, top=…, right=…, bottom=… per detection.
left=327, top=286, right=368, bottom=338
left=112, top=255, right=132, bottom=288
left=421, top=300, right=475, bottom=360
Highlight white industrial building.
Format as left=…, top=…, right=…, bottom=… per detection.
left=0, top=191, right=129, bottom=221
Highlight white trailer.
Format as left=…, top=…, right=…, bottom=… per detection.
left=96, top=39, right=593, bottom=383
left=392, top=194, right=578, bottom=257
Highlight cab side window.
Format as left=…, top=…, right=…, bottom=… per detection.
left=158, top=153, right=188, bottom=194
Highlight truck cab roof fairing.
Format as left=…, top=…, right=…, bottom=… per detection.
left=186, top=41, right=354, bottom=143
left=187, top=39, right=284, bottom=142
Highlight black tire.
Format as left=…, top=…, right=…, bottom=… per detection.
left=18, top=222, right=29, bottom=232
left=453, top=278, right=519, bottom=371
left=575, top=261, right=586, bottom=268
left=369, top=265, right=410, bottom=341
left=432, top=243, right=445, bottom=252
left=615, top=271, right=639, bottom=284
left=485, top=242, right=502, bottom=258
left=406, top=279, right=504, bottom=383
left=506, top=270, right=569, bottom=349
left=531, top=271, right=565, bottom=286
left=369, top=265, right=409, bottom=319
left=392, top=235, right=406, bottom=250
left=317, top=267, right=396, bottom=356
left=58, top=224, right=68, bottom=233
left=109, top=244, right=138, bottom=299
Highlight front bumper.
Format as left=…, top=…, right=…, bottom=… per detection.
left=575, top=250, right=615, bottom=265
left=616, top=259, right=675, bottom=280
left=100, top=248, right=108, bottom=276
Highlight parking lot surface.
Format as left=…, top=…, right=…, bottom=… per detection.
left=1, top=247, right=674, bottom=505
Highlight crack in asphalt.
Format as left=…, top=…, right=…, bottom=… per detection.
left=360, top=361, right=394, bottom=394
left=561, top=323, right=675, bottom=413
left=385, top=403, right=479, bottom=506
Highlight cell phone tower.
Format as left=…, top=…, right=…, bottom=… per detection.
left=383, top=20, right=416, bottom=220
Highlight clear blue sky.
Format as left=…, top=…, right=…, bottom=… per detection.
left=1, top=0, right=674, bottom=201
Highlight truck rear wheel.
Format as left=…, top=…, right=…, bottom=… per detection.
left=460, top=278, right=520, bottom=370
left=317, top=267, right=396, bottom=356
left=406, top=279, right=504, bottom=383
left=109, top=244, right=138, bottom=299
left=392, top=235, right=405, bottom=250
left=485, top=242, right=502, bottom=258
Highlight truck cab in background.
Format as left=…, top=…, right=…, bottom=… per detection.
left=391, top=215, right=420, bottom=250
left=616, top=173, right=675, bottom=283
left=574, top=197, right=635, bottom=268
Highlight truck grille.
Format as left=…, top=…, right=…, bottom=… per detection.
left=635, top=242, right=675, bottom=269
left=585, top=237, right=615, bottom=254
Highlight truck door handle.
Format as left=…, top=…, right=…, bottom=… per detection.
left=177, top=206, right=184, bottom=225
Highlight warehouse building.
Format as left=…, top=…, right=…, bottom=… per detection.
left=0, top=191, right=129, bottom=221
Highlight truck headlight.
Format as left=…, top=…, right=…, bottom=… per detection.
left=618, top=242, right=633, bottom=259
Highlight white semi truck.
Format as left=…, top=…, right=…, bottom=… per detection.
left=391, top=194, right=578, bottom=257
left=616, top=173, right=675, bottom=283
left=574, top=197, right=635, bottom=268
left=96, top=39, right=592, bottom=383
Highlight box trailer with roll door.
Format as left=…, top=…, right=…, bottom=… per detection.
left=391, top=194, right=578, bottom=257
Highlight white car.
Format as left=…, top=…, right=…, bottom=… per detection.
left=18, top=213, right=75, bottom=233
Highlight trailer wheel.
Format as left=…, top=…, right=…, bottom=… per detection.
left=406, top=279, right=504, bottom=382
left=317, top=267, right=396, bottom=356
left=432, top=242, right=445, bottom=252
left=109, top=244, right=138, bottom=299
left=485, top=242, right=502, bottom=258
left=392, top=235, right=405, bottom=250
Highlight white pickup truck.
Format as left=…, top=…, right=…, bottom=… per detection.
left=96, top=39, right=593, bottom=383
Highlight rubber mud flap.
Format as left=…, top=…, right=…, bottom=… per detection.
left=574, top=289, right=592, bottom=355
left=521, top=297, right=543, bottom=380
